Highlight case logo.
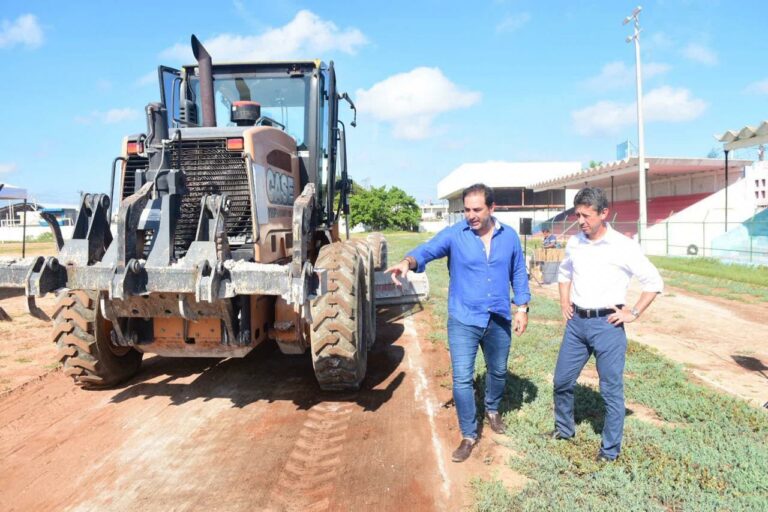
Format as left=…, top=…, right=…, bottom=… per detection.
left=266, top=168, right=294, bottom=206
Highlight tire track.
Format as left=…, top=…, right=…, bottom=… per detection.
left=267, top=400, right=354, bottom=511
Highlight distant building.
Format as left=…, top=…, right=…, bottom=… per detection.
left=420, top=202, right=448, bottom=221
left=419, top=201, right=449, bottom=232
left=436, top=161, right=582, bottom=230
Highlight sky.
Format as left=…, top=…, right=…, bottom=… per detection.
left=1, top=0, right=767, bottom=205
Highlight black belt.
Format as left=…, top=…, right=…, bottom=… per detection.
left=573, top=304, right=623, bottom=318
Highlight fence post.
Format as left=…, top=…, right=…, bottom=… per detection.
left=750, top=235, right=753, bottom=263
left=665, top=221, right=669, bottom=255
left=702, top=221, right=706, bottom=257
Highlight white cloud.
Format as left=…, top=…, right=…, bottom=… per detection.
left=582, top=61, right=671, bottom=91
left=74, top=108, right=141, bottom=125
left=646, top=32, right=673, bottom=51
left=160, top=10, right=366, bottom=62
left=355, top=67, right=481, bottom=140
left=681, top=42, right=718, bottom=66
left=0, top=163, right=17, bottom=174
left=643, top=86, right=707, bottom=121
left=104, top=108, right=140, bottom=123
left=572, top=86, right=707, bottom=137
left=0, top=14, right=44, bottom=49
left=136, top=70, right=158, bottom=87
left=745, top=79, right=768, bottom=95
left=496, top=12, right=531, bottom=33
left=96, top=79, right=113, bottom=92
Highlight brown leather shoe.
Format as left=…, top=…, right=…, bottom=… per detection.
left=451, top=438, right=476, bottom=462
left=485, top=411, right=506, bottom=434
left=596, top=453, right=617, bottom=463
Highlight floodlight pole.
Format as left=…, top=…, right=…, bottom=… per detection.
left=625, top=6, right=647, bottom=246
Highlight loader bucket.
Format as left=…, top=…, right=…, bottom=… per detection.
left=373, top=271, right=429, bottom=306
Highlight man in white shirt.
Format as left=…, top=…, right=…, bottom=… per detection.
left=552, top=187, right=663, bottom=462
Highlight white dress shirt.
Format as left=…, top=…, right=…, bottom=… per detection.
left=557, top=224, right=664, bottom=309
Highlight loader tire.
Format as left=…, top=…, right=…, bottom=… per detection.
left=52, top=290, right=142, bottom=388
left=310, top=242, right=367, bottom=391
left=349, top=240, right=377, bottom=349
left=367, top=232, right=388, bottom=271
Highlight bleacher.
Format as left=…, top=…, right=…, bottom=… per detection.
left=545, top=193, right=710, bottom=237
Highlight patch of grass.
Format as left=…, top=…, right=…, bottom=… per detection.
left=661, top=270, right=768, bottom=303
left=0, top=241, right=57, bottom=256
left=14, top=357, right=31, bottom=364
left=472, top=478, right=515, bottom=512
left=26, top=231, right=54, bottom=243
left=381, top=234, right=768, bottom=511
left=650, top=256, right=768, bottom=287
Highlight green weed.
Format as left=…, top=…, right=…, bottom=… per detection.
left=377, top=234, right=768, bottom=511
left=650, top=256, right=768, bottom=287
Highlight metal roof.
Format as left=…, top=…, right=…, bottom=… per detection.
left=529, top=156, right=751, bottom=192
left=715, top=121, right=768, bottom=151
left=0, top=183, right=28, bottom=200
left=437, top=161, right=581, bottom=199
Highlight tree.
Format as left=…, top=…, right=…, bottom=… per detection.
left=349, top=186, right=420, bottom=231
left=707, top=147, right=721, bottom=158
left=589, top=160, right=603, bottom=168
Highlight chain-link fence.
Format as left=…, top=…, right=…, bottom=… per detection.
left=550, top=220, right=768, bottom=265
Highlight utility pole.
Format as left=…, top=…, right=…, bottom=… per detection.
left=624, top=6, right=647, bottom=246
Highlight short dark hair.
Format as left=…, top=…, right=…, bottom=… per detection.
left=573, top=187, right=609, bottom=213
left=542, top=226, right=551, bottom=233
left=462, top=183, right=494, bottom=207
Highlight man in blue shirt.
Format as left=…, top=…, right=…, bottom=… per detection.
left=386, top=183, right=530, bottom=462
left=542, top=227, right=559, bottom=248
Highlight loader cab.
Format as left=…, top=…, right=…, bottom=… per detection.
left=158, top=61, right=343, bottom=229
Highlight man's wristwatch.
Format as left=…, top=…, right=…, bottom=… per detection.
left=515, top=305, right=529, bottom=314
left=629, top=307, right=640, bottom=318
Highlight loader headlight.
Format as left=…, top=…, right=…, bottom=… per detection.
left=127, top=141, right=144, bottom=155
left=226, top=137, right=244, bottom=151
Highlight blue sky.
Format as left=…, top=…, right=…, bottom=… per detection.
left=1, top=0, right=767, bottom=204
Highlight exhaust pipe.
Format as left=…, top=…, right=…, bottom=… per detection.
left=191, top=35, right=216, bottom=127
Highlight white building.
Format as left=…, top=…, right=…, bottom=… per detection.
left=418, top=201, right=449, bottom=232
left=437, top=161, right=581, bottom=230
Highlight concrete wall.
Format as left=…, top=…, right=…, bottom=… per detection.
left=418, top=220, right=448, bottom=233
left=643, top=177, right=761, bottom=257
left=710, top=208, right=768, bottom=265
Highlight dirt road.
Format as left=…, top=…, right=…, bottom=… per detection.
left=536, top=281, right=768, bottom=407
left=0, top=302, right=524, bottom=512
left=5, top=275, right=759, bottom=510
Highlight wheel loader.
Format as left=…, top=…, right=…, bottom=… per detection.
left=0, top=35, right=428, bottom=391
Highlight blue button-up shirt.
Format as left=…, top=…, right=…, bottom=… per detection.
left=407, top=218, right=531, bottom=328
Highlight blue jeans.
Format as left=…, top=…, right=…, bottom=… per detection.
left=553, top=314, right=627, bottom=459
left=447, top=314, right=512, bottom=439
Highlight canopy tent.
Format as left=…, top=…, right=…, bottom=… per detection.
left=716, top=121, right=768, bottom=151
left=0, top=183, right=31, bottom=256
left=0, top=183, right=28, bottom=201
left=715, top=121, right=768, bottom=226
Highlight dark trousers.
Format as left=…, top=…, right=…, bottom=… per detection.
left=553, top=314, right=627, bottom=459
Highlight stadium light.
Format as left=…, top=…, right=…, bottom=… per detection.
left=624, top=6, right=647, bottom=246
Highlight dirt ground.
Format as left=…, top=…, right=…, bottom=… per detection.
left=0, top=291, right=59, bottom=394
left=0, top=275, right=765, bottom=511
left=535, top=280, right=768, bottom=408
left=0, top=297, right=526, bottom=512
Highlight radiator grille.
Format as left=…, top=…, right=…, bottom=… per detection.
left=122, top=139, right=253, bottom=257
left=123, top=155, right=148, bottom=198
